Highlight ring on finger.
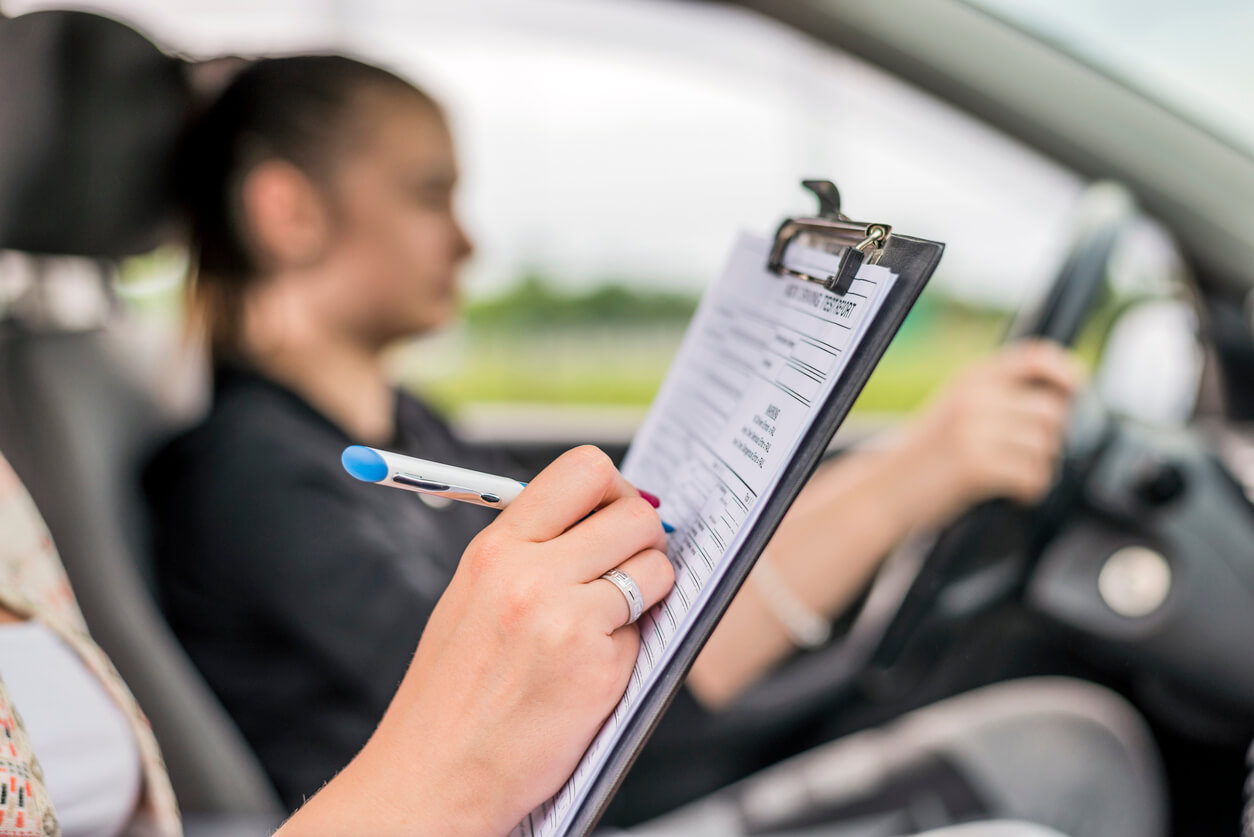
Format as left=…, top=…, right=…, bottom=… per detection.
left=599, top=568, right=645, bottom=625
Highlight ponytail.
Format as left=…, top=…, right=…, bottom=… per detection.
left=173, top=54, right=437, bottom=360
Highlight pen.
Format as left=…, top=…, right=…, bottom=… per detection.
left=341, top=445, right=674, bottom=533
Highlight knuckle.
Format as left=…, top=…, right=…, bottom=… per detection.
left=656, top=563, right=676, bottom=598
left=622, top=496, right=659, bottom=528
left=1024, top=467, right=1051, bottom=497
left=1041, top=385, right=1069, bottom=407
left=647, top=549, right=676, bottom=590
left=567, top=444, right=614, bottom=475
left=1026, top=338, right=1055, bottom=359
left=1015, top=344, right=1050, bottom=376
left=498, top=581, right=537, bottom=630
left=1025, top=339, right=1051, bottom=358
left=464, top=530, right=507, bottom=573
left=1040, top=403, right=1066, bottom=431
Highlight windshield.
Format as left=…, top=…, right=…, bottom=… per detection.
left=965, top=0, right=1254, bottom=159
left=2, top=0, right=1086, bottom=429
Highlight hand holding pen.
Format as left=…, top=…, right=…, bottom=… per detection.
left=319, top=446, right=675, bottom=835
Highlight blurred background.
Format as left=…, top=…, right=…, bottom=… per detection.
left=1, top=0, right=1158, bottom=443
left=5, top=2, right=1254, bottom=833
left=7, top=0, right=1245, bottom=443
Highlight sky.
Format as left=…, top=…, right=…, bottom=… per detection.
left=12, top=0, right=1208, bottom=309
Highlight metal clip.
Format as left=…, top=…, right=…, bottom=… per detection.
left=768, top=180, right=891, bottom=296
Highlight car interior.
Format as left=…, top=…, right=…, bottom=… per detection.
left=2, top=1, right=1253, bottom=835
left=0, top=8, right=285, bottom=829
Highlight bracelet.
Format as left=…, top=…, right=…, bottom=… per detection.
left=749, top=552, right=831, bottom=649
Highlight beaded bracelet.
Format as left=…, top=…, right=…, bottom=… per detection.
left=750, top=553, right=831, bottom=649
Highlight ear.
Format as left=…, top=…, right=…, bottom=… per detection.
left=239, top=160, right=330, bottom=272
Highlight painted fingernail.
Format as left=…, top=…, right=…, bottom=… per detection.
left=638, top=489, right=661, bottom=508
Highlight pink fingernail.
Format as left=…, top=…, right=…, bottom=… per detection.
left=638, top=489, right=661, bottom=508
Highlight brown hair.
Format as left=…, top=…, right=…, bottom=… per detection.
left=175, top=54, right=438, bottom=359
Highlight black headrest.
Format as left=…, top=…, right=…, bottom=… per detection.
left=0, top=10, right=190, bottom=258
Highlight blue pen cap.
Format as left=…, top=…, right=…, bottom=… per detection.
left=342, top=445, right=389, bottom=483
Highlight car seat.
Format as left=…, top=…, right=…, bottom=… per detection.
left=0, top=9, right=282, bottom=822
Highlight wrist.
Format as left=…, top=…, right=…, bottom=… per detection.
left=280, top=716, right=504, bottom=837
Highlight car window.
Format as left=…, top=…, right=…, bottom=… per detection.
left=964, top=0, right=1254, bottom=160
left=10, top=0, right=1087, bottom=440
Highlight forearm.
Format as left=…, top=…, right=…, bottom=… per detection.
left=275, top=751, right=430, bottom=837
left=274, top=693, right=501, bottom=837
left=688, top=435, right=953, bottom=708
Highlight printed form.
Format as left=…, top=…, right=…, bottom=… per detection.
left=513, top=233, right=898, bottom=836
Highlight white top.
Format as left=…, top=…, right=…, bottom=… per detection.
left=0, top=621, right=142, bottom=837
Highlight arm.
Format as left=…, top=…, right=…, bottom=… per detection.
left=688, top=340, right=1084, bottom=708
left=275, top=446, right=674, bottom=836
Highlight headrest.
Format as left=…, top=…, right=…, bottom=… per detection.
left=0, top=10, right=190, bottom=258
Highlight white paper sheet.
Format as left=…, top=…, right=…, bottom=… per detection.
left=513, top=233, right=898, bottom=836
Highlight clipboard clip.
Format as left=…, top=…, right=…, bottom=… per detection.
left=768, top=180, right=891, bottom=296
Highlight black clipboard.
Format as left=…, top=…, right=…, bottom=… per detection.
left=563, top=180, right=945, bottom=836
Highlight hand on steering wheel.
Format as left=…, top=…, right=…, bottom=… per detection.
left=861, top=182, right=1138, bottom=673
left=726, top=183, right=1138, bottom=723
left=895, top=340, right=1084, bottom=531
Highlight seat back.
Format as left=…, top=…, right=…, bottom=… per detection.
left=0, top=10, right=282, bottom=816
left=0, top=309, right=281, bottom=816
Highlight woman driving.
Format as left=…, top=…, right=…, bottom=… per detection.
left=0, top=19, right=1163, bottom=835
left=135, top=52, right=1157, bottom=837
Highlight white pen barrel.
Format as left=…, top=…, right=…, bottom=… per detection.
left=374, top=449, right=526, bottom=506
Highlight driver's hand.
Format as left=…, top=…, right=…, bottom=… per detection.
left=897, top=339, right=1084, bottom=528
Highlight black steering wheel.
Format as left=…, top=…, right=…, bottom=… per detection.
left=1006, top=182, right=1137, bottom=345
left=725, top=182, right=1140, bottom=726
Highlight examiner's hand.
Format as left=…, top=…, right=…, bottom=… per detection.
left=330, top=446, right=674, bottom=837
left=897, top=339, right=1083, bottom=528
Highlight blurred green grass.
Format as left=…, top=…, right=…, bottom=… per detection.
left=406, top=283, right=1008, bottom=417
left=116, top=253, right=1014, bottom=419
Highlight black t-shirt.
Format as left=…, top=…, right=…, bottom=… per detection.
left=145, top=365, right=781, bottom=820
left=144, top=365, right=521, bottom=806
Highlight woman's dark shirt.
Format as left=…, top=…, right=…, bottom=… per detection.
left=144, top=365, right=776, bottom=820
left=144, top=364, right=519, bottom=807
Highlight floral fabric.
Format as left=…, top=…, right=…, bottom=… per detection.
left=0, top=455, right=180, bottom=836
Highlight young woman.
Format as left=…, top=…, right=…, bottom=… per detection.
left=0, top=16, right=1160, bottom=837
left=143, top=55, right=1086, bottom=811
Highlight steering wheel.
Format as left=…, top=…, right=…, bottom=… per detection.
left=1006, top=182, right=1137, bottom=345
left=724, top=182, right=1140, bottom=727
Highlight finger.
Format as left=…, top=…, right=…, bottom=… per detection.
left=560, top=496, right=668, bottom=580
left=607, top=625, right=641, bottom=687
left=1005, top=340, right=1085, bottom=394
left=583, top=548, right=675, bottom=634
left=581, top=626, right=640, bottom=712
left=611, top=623, right=641, bottom=667
left=997, top=422, right=1062, bottom=464
left=998, top=456, right=1056, bottom=503
left=990, top=436, right=1059, bottom=500
left=498, top=445, right=639, bottom=542
left=1004, top=389, right=1070, bottom=439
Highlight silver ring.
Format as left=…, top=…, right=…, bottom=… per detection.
left=599, top=568, right=645, bottom=625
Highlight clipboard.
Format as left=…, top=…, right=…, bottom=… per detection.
left=529, top=180, right=944, bottom=837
